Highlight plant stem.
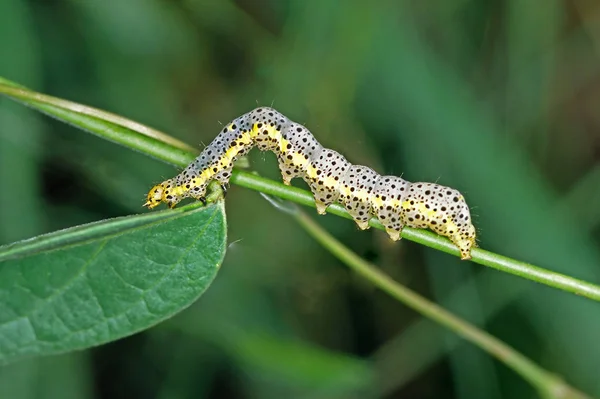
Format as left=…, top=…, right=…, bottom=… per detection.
left=0, top=82, right=195, bottom=153
left=291, top=208, right=590, bottom=399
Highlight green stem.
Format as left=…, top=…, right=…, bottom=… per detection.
left=1, top=79, right=600, bottom=303
left=0, top=82, right=195, bottom=153
left=291, top=208, right=590, bottom=399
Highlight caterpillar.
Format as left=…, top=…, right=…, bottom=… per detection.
left=144, top=108, right=477, bottom=260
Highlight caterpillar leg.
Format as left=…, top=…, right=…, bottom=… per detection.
left=372, top=176, right=410, bottom=241
left=220, top=184, right=228, bottom=197
left=384, top=226, right=403, bottom=241
left=277, top=122, right=323, bottom=186
left=356, top=220, right=370, bottom=231
left=338, top=165, right=380, bottom=231
left=304, top=149, right=350, bottom=216
left=214, top=166, right=233, bottom=197
left=277, top=162, right=296, bottom=186
left=453, top=235, right=475, bottom=260
left=314, top=200, right=329, bottom=215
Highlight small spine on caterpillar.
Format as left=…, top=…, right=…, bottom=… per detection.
left=145, top=107, right=477, bottom=260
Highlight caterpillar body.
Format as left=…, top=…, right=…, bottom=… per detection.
left=145, top=108, right=477, bottom=260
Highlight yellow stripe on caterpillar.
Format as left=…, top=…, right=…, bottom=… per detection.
left=371, top=197, right=384, bottom=209
left=278, top=137, right=289, bottom=154
left=415, top=202, right=437, bottom=219
left=305, top=163, right=319, bottom=179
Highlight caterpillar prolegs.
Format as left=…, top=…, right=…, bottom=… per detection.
left=144, top=108, right=477, bottom=260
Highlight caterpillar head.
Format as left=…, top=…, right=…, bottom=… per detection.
left=144, top=179, right=179, bottom=209
left=144, top=182, right=167, bottom=209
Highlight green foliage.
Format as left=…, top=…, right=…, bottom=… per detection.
left=2, top=0, right=600, bottom=398
left=0, top=202, right=226, bottom=364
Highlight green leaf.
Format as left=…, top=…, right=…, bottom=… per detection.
left=0, top=202, right=227, bottom=365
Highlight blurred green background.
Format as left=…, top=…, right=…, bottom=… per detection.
left=1, top=0, right=600, bottom=398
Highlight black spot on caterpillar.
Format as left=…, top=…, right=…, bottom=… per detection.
left=145, top=107, right=477, bottom=260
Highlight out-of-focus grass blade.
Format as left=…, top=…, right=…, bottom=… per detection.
left=233, top=333, right=373, bottom=398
